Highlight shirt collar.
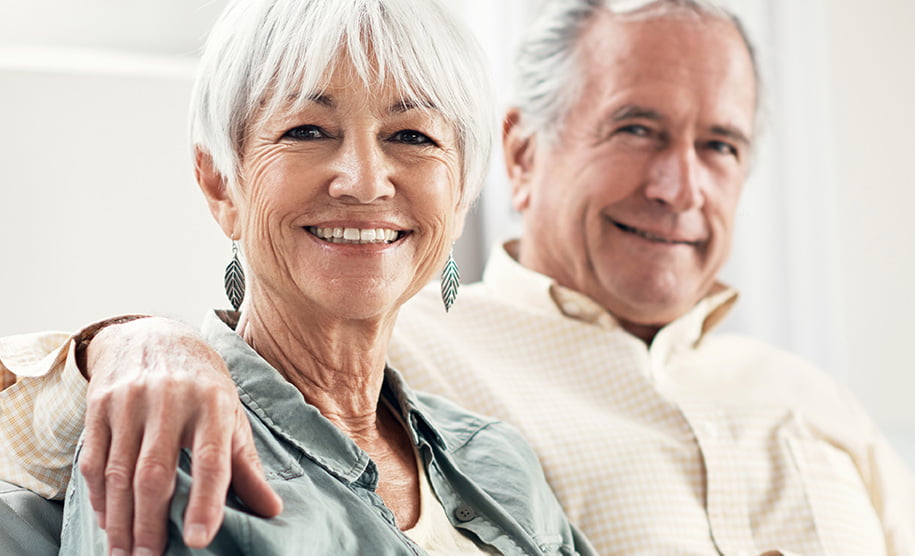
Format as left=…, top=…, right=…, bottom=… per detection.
left=202, top=310, right=447, bottom=479
left=482, top=239, right=739, bottom=348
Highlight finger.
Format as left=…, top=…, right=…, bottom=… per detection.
left=229, top=416, right=282, bottom=518
left=79, top=406, right=112, bottom=529
left=131, top=419, right=182, bottom=556
left=103, top=407, right=144, bottom=555
left=182, top=401, right=234, bottom=548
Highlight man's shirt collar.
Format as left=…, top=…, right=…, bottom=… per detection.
left=483, top=239, right=739, bottom=349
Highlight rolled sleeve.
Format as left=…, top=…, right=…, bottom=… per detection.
left=0, top=333, right=87, bottom=499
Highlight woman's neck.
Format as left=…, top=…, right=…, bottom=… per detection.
left=236, top=294, right=397, bottom=436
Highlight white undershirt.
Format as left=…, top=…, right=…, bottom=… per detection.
left=402, top=447, right=500, bottom=555
left=381, top=398, right=499, bottom=555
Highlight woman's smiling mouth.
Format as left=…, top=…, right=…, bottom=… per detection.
left=306, top=226, right=406, bottom=244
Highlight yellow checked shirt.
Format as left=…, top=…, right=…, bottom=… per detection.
left=0, top=331, right=85, bottom=499
left=1, top=241, right=913, bottom=555
left=388, top=242, right=915, bottom=556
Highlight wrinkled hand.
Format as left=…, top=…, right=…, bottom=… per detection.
left=79, top=317, right=283, bottom=555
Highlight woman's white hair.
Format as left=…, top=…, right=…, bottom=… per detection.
left=513, top=0, right=759, bottom=143
left=190, top=0, right=495, bottom=209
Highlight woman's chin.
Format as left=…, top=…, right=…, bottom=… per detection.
left=298, top=281, right=406, bottom=323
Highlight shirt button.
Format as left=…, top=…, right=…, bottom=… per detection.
left=453, top=504, right=476, bottom=522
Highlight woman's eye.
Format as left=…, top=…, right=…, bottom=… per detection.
left=283, top=125, right=327, bottom=140
left=391, top=129, right=434, bottom=145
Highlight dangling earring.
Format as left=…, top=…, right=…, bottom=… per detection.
left=441, top=246, right=460, bottom=312
left=224, top=241, right=245, bottom=311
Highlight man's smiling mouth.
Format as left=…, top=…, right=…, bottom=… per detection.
left=306, top=226, right=405, bottom=244
left=611, top=220, right=703, bottom=246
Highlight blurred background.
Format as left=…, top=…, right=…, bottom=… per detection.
left=1, top=0, right=913, bottom=467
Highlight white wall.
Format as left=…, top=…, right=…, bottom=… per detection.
left=0, top=52, right=227, bottom=333
left=826, top=0, right=915, bottom=461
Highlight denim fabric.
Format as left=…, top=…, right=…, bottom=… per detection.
left=59, top=311, right=594, bottom=555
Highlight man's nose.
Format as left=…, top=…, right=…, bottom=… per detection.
left=328, top=135, right=395, bottom=202
left=643, top=144, right=704, bottom=212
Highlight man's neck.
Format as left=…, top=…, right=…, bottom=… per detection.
left=618, top=320, right=662, bottom=346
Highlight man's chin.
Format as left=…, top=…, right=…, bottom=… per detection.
left=600, top=283, right=702, bottom=329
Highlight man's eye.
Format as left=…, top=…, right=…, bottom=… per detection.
left=618, top=124, right=652, bottom=137
left=707, top=140, right=738, bottom=157
left=391, top=129, right=434, bottom=145
left=283, top=125, right=327, bottom=140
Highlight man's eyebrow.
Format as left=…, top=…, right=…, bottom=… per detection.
left=710, top=124, right=752, bottom=146
left=611, top=104, right=752, bottom=146
left=610, top=104, right=665, bottom=122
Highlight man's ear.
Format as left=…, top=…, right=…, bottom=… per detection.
left=195, top=147, right=240, bottom=239
left=503, top=108, right=536, bottom=212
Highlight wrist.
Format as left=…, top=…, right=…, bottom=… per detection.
left=74, top=315, right=151, bottom=379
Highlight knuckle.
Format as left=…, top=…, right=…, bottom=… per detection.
left=79, top=452, right=104, bottom=482
left=192, top=442, right=229, bottom=475
left=104, top=464, right=134, bottom=493
left=134, top=459, right=176, bottom=497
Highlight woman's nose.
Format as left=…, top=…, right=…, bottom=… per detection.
left=328, top=135, right=395, bottom=203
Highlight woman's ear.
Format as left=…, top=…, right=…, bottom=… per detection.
left=195, top=147, right=239, bottom=239
left=450, top=201, right=469, bottom=243
left=503, top=109, right=536, bottom=212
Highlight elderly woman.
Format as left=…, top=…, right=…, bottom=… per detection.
left=57, top=0, right=593, bottom=554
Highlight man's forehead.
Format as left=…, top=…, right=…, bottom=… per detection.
left=578, top=11, right=757, bottom=132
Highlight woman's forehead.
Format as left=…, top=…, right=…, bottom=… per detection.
left=260, top=62, right=447, bottom=120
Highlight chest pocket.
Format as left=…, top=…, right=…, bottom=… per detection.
left=787, top=437, right=886, bottom=555
left=247, top=412, right=305, bottom=481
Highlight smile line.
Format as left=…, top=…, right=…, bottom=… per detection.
left=611, top=221, right=703, bottom=246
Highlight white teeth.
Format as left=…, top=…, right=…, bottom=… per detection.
left=307, top=226, right=402, bottom=244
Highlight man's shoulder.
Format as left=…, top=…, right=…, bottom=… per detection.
left=696, top=332, right=867, bottom=428
left=700, top=332, right=821, bottom=369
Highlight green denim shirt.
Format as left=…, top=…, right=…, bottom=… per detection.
left=60, top=311, right=595, bottom=555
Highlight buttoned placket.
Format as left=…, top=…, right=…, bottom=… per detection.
left=649, top=310, right=756, bottom=556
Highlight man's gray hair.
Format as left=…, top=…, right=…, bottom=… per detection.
left=513, top=0, right=759, bottom=142
left=190, top=0, right=495, bottom=209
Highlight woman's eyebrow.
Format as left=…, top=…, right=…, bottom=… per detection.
left=389, top=99, right=437, bottom=114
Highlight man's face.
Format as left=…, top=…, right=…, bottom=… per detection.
left=507, top=12, right=757, bottom=338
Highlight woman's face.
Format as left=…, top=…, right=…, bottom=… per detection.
left=225, top=63, right=464, bottom=322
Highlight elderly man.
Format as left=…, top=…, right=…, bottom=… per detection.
left=2, top=0, right=913, bottom=555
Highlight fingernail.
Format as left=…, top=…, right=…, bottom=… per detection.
left=185, top=524, right=208, bottom=547
left=95, top=512, right=105, bottom=528
left=134, top=548, right=155, bottom=556
left=110, top=549, right=128, bottom=556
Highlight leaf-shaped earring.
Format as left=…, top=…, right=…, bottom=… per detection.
left=224, top=241, right=245, bottom=311
left=441, top=247, right=460, bottom=312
